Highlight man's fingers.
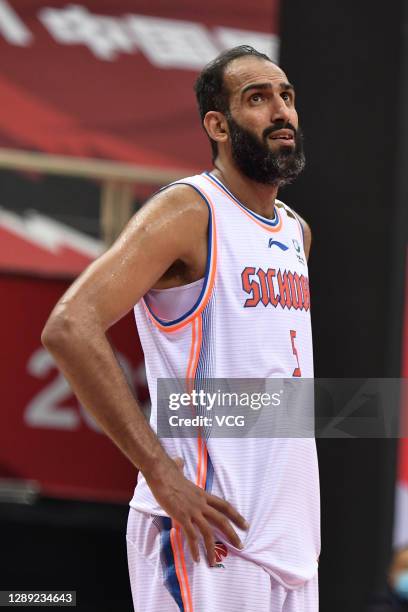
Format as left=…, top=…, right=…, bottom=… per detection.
left=194, top=516, right=216, bottom=566
left=204, top=507, right=243, bottom=549
left=206, top=493, right=249, bottom=530
left=181, top=519, right=200, bottom=563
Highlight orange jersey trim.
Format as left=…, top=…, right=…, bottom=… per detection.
left=170, top=524, right=193, bottom=611
left=203, top=173, right=284, bottom=234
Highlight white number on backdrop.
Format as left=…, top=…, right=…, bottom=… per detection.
left=25, top=348, right=80, bottom=429
left=25, top=347, right=142, bottom=431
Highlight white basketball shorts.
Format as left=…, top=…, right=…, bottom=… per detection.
left=126, top=508, right=318, bottom=612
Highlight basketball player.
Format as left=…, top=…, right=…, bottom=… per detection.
left=42, top=46, right=320, bottom=611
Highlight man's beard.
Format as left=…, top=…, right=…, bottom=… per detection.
left=226, top=115, right=305, bottom=186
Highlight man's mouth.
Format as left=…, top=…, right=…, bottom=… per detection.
left=268, top=129, right=295, bottom=142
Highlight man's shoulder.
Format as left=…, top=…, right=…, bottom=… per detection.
left=159, top=173, right=207, bottom=197
left=275, top=199, right=299, bottom=221
left=145, top=177, right=210, bottom=221
left=277, top=199, right=311, bottom=234
left=276, top=199, right=312, bottom=260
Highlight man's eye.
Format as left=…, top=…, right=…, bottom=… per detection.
left=250, top=93, right=264, bottom=103
left=281, top=92, right=291, bottom=101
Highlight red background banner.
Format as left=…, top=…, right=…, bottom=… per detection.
left=0, top=0, right=279, bottom=169
left=0, top=272, right=147, bottom=502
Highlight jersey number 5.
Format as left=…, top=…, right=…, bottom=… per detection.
left=290, top=330, right=301, bottom=377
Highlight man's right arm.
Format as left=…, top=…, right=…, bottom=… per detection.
left=41, top=185, right=247, bottom=565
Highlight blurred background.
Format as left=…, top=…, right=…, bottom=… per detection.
left=0, top=1, right=407, bottom=610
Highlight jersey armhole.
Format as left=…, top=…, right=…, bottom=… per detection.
left=141, top=182, right=217, bottom=333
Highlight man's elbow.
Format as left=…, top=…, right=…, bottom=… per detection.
left=41, top=306, right=75, bottom=353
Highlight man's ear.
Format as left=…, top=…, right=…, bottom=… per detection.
left=203, top=111, right=229, bottom=146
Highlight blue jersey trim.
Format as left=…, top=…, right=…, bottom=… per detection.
left=160, top=517, right=185, bottom=611
left=204, top=171, right=280, bottom=227
left=205, top=453, right=215, bottom=492
left=142, top=182, right=213, bottom=327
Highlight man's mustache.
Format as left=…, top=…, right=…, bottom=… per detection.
left=263, top=123, right=297, bottom=140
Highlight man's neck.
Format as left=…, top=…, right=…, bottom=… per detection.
left=211, top=159, right=279, bottom=220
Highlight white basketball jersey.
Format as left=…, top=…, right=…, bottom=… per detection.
left=130, top=172, right=320, bottom=588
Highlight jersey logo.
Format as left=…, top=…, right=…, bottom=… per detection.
left=292, top=239, right=301, bottom=252
left=268, top=238, right=288, bottom=251
left=213, top=542, right=228, bottom=568
left=292, top=239, right=306, bottom=265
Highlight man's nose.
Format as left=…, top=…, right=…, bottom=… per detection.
left=270, top=95, right=291, bottom=124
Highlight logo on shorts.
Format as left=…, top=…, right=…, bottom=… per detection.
left=213, top=542, right=228, bottom=568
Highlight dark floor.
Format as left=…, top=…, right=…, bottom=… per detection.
left=0, top=498, right=133, bottom=612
